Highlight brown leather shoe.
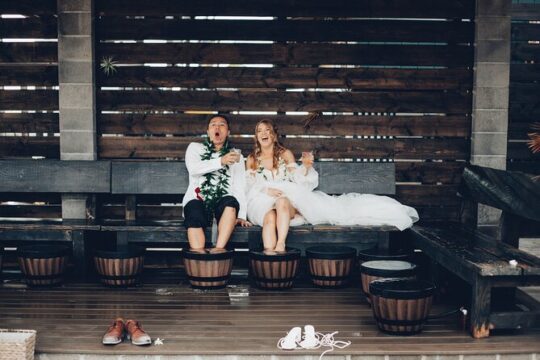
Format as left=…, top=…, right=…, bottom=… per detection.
left=102, top=318, right=125, bottom=345
left=125, top=319, right=152, bottom=346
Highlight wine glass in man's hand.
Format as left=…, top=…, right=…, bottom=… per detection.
left=230, top=148, right=242, bottom=163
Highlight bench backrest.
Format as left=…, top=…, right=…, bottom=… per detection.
left=0, top=159, right=394, bottom=222
left=0, top=160, right=111, bottom=193
left=459, top=165, right=540, bottom=243
left=460, top=165, right=540, bottom=222
left=0, top=159, right=395, bottom=195
left=111, top=161, right=396, bottom=195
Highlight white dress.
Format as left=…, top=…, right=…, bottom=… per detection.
left=246, top=158, right=419, bottom=231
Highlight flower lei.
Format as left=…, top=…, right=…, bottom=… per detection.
left=256, top=157, right=294, bottom=182
left=198, top=139, right=231, bottom=215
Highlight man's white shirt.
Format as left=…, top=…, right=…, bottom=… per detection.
left=182, top=142, right=247, bottom=220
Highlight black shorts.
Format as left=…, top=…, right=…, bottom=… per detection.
left=183, top=196, right=240, bottom=229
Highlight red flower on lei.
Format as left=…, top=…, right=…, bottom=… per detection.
left=195, top=187, right=203, bottom=201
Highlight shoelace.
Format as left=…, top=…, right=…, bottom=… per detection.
left=277, top=330, right=351, bottom=360
left=316, top=332, right=351, bottom=360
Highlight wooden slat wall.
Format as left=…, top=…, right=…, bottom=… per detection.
left=508, top=4, right=540, bottom=174
left=0, top=2, right=59, bottom=219
left=95, top=0, right=474, bottom=223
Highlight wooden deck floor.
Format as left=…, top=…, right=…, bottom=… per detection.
left=1, top=273, right=539, bottom=358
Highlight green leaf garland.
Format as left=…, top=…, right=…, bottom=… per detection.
left=199, top=139, right=231, bottom=216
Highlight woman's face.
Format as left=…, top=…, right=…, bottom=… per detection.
left=256, top=123, right=275, bottom=148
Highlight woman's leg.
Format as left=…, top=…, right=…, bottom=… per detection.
left=262, top=209, right=277, bottom=250
left=275, top=197, right=297, bottom=252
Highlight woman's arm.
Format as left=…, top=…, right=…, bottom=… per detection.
left=282, top=149, right=319, bottom=191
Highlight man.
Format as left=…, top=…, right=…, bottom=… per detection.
left=182, top=115, right=251, bottom=251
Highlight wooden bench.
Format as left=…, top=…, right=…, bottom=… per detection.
left=101, top=161, right=400, bottom=252
left=0, top=159, right=404, bottom=279
left=411, top=165, right=540, bottom=338
left=0, top=160, right=110, bottom=279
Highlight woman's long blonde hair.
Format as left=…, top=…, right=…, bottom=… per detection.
left=250, top=119, right=286, bottom=170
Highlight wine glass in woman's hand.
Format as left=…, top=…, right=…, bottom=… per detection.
left=301, top=151, right=314, bottom=168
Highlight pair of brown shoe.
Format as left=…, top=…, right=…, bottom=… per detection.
left=102, top=318, right=152, bottom=346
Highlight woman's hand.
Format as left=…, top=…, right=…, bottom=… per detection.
left=236, top=219, right=252, bottom=227
left=266, top=188, right=284, bottom=197
left=301, top=151, right=314, bottom=169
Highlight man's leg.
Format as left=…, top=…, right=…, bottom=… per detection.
left=184, top=200, right=209, bottom=250
left=214, top=196, right=240, bottom=249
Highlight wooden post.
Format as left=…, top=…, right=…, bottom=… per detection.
left=471, top=276, right=491, bottom=338
left=71, top=230, right=89, bottom=280
left=57, top=0, right=96, bottom=279
left=125, top=195, right=137, bottom=222
left=471, top=0, right=512, bottom=231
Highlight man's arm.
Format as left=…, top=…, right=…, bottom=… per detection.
left=185, top=142, right=223, bottom=176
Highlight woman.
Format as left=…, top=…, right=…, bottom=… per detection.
left=245, top=119, right=418, bottom=252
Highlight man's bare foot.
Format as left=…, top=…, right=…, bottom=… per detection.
left=208, top=247, right=227, bottom=254
left=274, top=243, right=286, bottom=252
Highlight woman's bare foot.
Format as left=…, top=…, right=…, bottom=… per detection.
left=189, top=248, right=206, bottom=254
left=274, top=243, right=286, bottom=252
left=208, top=247, right=227, bottom=254
left=263, top=249, right=277, bottom=256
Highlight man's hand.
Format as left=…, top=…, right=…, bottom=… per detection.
left=221, top=152, right=240, bottom=166
left=236, top=218, right=252, bottom=227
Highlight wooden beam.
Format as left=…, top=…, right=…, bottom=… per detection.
left=97, top=43, right=473, bottom=67
left=96, top=0, right=475, bottom=18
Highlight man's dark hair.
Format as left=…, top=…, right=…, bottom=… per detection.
left=207, top=114, right=230, bottom=128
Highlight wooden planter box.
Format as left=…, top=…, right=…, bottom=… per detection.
left=94, top=247, right=145, bottom=287
left=369, top=279, right=435, bottom=335
left=360, top=260, right=417, bottom=303
left=306, top=245, right=357, bottom=288
left=182, top=249, right=234, bottom=290
left=249, top=248, right=300, bottom=289
left=17, top=245, right=70, bottom=287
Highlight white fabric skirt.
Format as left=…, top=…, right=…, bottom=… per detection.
left=246, top=180, right=419, bottom=231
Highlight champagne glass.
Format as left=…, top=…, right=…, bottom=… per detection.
left=301, top=151, right=314, bottom=167
left=230, top=148, right=242, bottom=162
